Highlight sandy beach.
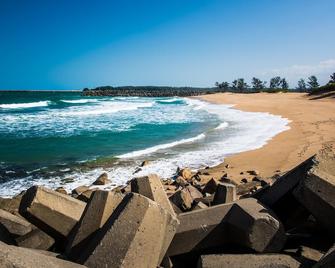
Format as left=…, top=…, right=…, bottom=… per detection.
left=198, top=92, right=335, bottom=183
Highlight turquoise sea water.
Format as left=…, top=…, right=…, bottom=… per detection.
left=0, top=91, right=289, bottom=196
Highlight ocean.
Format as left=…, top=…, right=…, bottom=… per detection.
left=0, top=91, right=290, bottom=197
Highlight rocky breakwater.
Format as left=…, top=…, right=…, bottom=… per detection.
left=82, top=86, right=226, bottom=97
left=0, top=147, right=334, bottom=267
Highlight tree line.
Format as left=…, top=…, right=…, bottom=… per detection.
left=215, top=72, right=335, bottom=93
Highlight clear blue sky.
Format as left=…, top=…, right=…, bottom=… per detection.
left=1, top=0, right=334, bottom=89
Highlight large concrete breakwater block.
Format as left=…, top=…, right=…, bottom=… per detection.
left=131, top=174, right=176, bottom=217
left=197, top=254, right=301, bottom=268
left=76, top=193, right=179, bottom=268
left=167, top=198, right=286, bottom=256
left=0, top=241, right=86, bottom=268
left=254, top=155, right=314, bottom=208
left=19, top=186, right=86, bottom=238
left=66, top=190, right=124, bottom=259
left=293, top=147, right=335, bottom=237
left=0, top=208, right=33, bottom=237
left=131, top=174, right=180, bottom=263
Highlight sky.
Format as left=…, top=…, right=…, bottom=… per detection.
left=0, top=0, right=334, bottom=90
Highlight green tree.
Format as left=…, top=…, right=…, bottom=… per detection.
left=280, top=78, right=289, bottom=90
left=215, top=81, right=229, bottom=89
left=269, top=76, right=281, bottom=88
left=251, top=77, right=266, bottom=90
left=329, top=72, right=335, bottom=83
left=231, top=79, right=238, bottom=90
left=307, top=75, right=319, bottom=89
left=296, top=79, right=306, bottom=91
left=236, top=78, right=248, bottom=92
left=221, top=82, right=229, bottom=89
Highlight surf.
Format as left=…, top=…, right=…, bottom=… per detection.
left=0, top=101, right=50, bottom=109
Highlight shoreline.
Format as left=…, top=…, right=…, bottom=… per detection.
left=197, top=92, right=335, bottom=183
left=1, top=92, right=334, bottom=196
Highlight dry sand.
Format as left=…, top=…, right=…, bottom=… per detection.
left=197, top=92, right=335, bottom=183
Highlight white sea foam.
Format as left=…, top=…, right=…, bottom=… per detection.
left=0, top=96, right=291, bottom=197
left=156, top=98, right=180, bottom=103
left=214, top=122, right=229, bottom=130
left=60, top=99, right=98, bottom=104
left=61, top=101, right=154, bottom=116
left=118, top=133, right=206, bottom=158
left=0, top=101, right=50, bottom=109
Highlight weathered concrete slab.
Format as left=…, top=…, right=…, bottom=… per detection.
left=167, top=198, right=285, bottom=256
left=213, top=183, right=236, bottom=205
left=225, top=199, right=286, bottom=253
left=197, top=254, right=301, bottom=268
left=194, top=195, right=214, bottom=206
left=0, top=241, right=86, bottom=268
left=293, top=148, right=335, bottom=236
left=66, top=190, right=124, bottom=259
left=202, top=178, right=218, bottom=195
left=0, top=195, right=22, bottom=215
left=77, top=189, right=95, bottom=202
left=237, top=181, right=260, bottom=195
left=314, top=243, right=335, bottom=268
left=15, top=227, right=55, bottom=250
left=92, top=172, right=111, bottom=185
left=169, top=189, right=193, bottom=211
left=254, top=156, right=314, bottom=207
left=0, top=208, right=33, bottom=237
left=55, top=187, right=68, bottom=195
left=0, top=222, right=16, bottom=245
left=77, top=193, right=179, bottom=268
left=185, top=185, right=203, bottom=200
left=167, top=201, right=232, bottom=256
left=72, top=186, right=89, bottom=196
left=131, top=174, right=176, bottom=216
left=19, top=186, right=86, bottom=238
left=178, top=168, right=193, bottom=180
left=170, top=201, right=183, bottom=214
left=193, top=201, right=208, bottom=210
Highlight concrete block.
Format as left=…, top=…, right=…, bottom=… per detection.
left=0, top=208, right=33, bottom=237
left=66, top=190, right=124, bottom=259
left=131, top=174, right=176, bottom=216
left=19, top=186, right=86, bottom=238
left=197, top=254, right=301, bottom=268
left=213, top=183, right=236, bottom=205
left=0, top=241, right=86, bottom=268
left=167, top=198, right=285, bottom=256
left=77, top=193, right=179, bottom=268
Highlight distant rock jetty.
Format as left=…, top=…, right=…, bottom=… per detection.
left=82, top=86, right=226, bottom=97
left=0, top=147, right=334, bottom=267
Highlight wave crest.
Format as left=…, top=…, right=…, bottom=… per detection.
left=60, top=99, right=98, bottom=104
left=0, top=101, right=50, bottom=109
left=118, top=133, right=206, bottom=158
